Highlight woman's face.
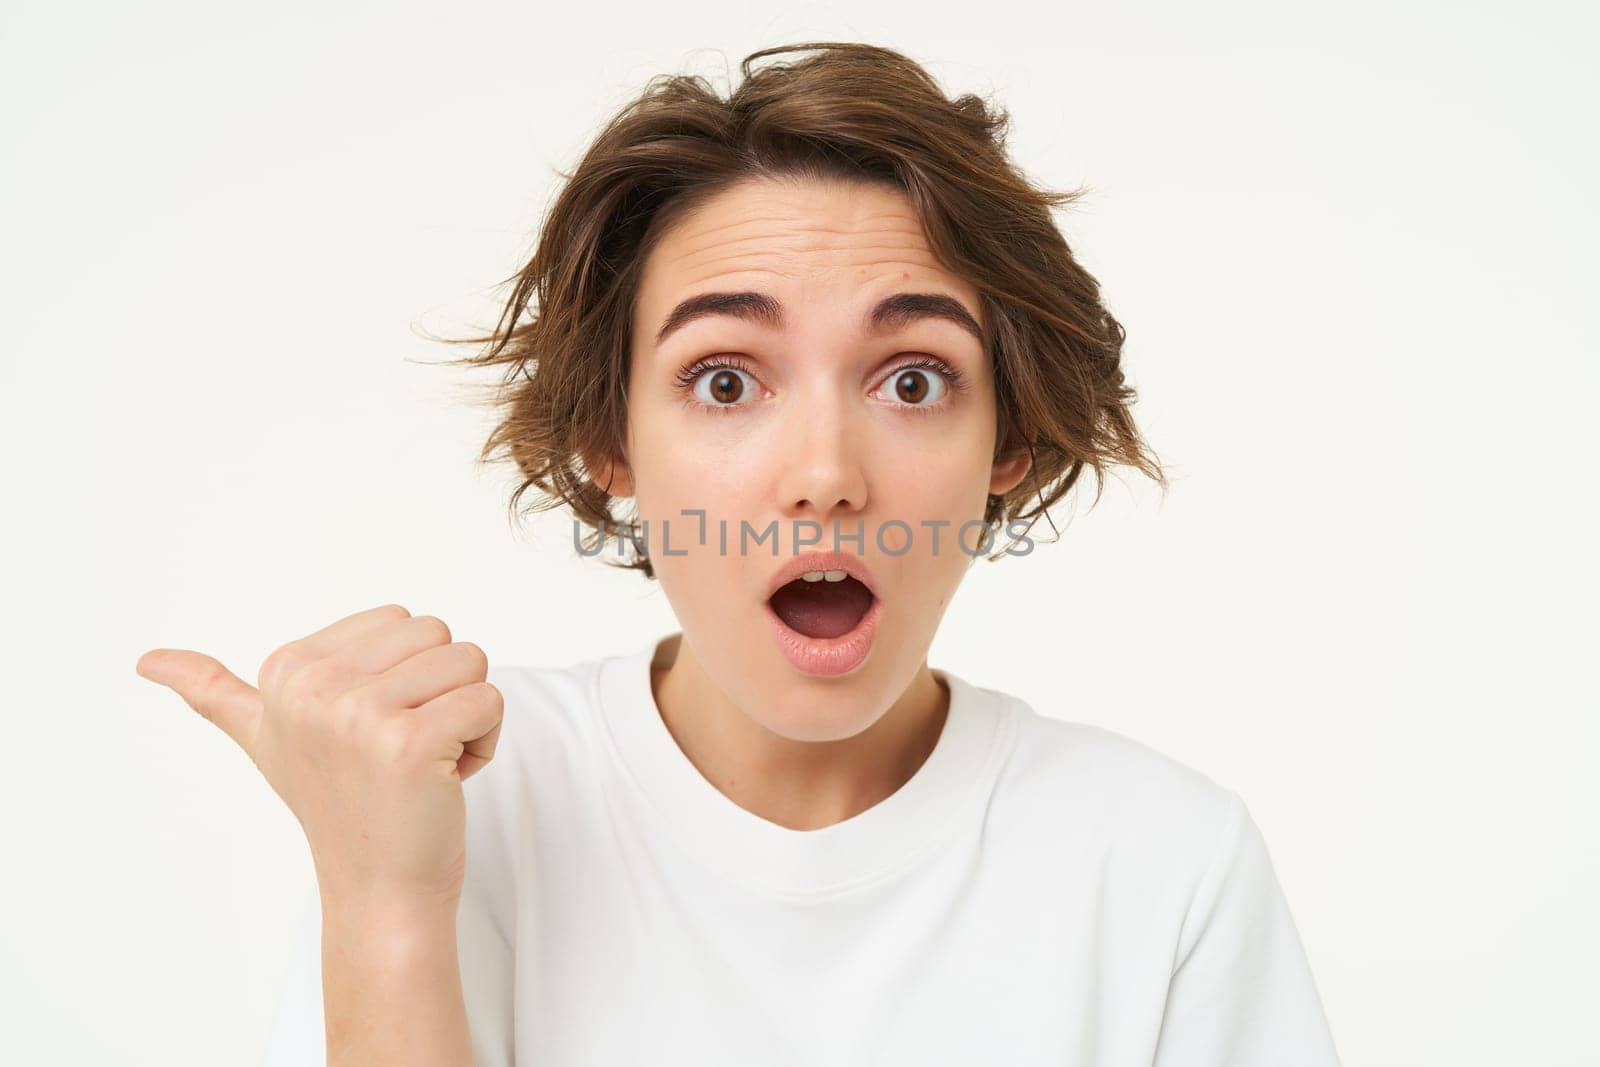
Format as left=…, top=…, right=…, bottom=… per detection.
left=603, top=174, right=1029, bottom=741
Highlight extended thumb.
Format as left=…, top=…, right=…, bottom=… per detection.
left=136, top=649, right=259, bottom=751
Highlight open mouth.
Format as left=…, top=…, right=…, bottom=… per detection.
left=763, top=560, right=882, bottom=677
left=767, top=572, right=876, bottom=639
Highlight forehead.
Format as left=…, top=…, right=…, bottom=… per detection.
left=633, top=176, right=982, bottom=338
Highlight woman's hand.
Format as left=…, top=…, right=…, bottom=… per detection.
left=135, top=602, right=505, bottom=910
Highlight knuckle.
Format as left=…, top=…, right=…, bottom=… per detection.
left=330, top=684, right=379, bottom=725
left=319, top=696, right=354, bottom=740
left=187, top=659, right=229, bottom=723
left=281, top=661, right=333, bottom=720
left=279, top=663, right=314, bottom=709
left=453, top=642, right=489, bottom=679
left=258, top=647, right=293, bottom=692
left=474, top=680, right=505, bottom=715
left=456, top=682, right=504, bottom=736
left=372, top=716, right=420, bottom=766
left=192, top=657, right=228, bottom=697
left=413, top=615, right=452, bottom=646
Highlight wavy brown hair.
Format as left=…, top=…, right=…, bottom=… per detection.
left=426, top=41, right=1167, bottom=579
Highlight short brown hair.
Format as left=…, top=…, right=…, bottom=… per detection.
left=430, top=42, right=1167, bottom=579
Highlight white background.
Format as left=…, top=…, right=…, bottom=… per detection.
left=2, top=1, right=1594, bottom=1063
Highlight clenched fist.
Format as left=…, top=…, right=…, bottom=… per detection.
left=135, top=603, right=505, bottom=910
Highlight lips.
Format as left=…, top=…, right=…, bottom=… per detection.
left=763, top=552, right=881, bottom=673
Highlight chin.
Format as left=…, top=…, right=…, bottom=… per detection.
left=741, top=658, right=901, bottom=742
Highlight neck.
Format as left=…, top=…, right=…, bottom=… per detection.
left=649, top=633, right=950, bottom=832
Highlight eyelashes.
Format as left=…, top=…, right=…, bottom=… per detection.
left=672, top=355, right=747, bottom=397
left=673, top=354, right=968, bottom=415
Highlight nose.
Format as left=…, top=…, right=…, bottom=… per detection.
left=775, top=397, right=869, bottom=531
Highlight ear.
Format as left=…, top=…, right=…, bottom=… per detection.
left=581, top=448, right=636, bottom=499
left=988, top=443, right=1031, bottom=498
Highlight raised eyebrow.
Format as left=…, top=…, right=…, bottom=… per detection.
left=653, top=290, right=985, bottom=347
left=868, top=291, right=985, bottom=344
left=655, top=290, right=781, bottom=346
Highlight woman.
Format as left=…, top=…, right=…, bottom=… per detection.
left=136, top=41, right=1341, bottom=1066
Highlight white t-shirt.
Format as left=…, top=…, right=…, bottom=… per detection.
left=263, top=631, right=1341, bottom=1065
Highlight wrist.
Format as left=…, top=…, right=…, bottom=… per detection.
left=317, top=888, right=471, bottom=1066
left=318, top=885, right=460, bottom=941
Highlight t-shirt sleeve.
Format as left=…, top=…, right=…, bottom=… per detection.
left=1151, top=791, right=1342, bottom=1067
left=258, top=881, right=515, bottom=1067
left=259, top=889, right=324, bottom=1066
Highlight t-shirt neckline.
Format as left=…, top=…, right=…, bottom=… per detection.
left=593, top=631, right=1015, bottom=898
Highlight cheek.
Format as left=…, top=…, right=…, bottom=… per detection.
left=633, top=424, right=767, bottom=512
left=634, top=450, right=754, bottom=523
left=878, top=432, right=994, bottom=515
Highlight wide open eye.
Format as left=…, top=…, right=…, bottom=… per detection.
left=693, top=365, right=757, bottom=406
left=675, top=356, right=762, bottom=410
left=873, top=356, right=965, bottom=409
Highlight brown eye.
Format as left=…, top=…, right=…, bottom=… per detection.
left=881, top=366, right=948, bottom=406
left=687, top=364, right=757, bottom=407
left=895, top=370, right=928, bottom=403
left=709, top=369, right=742, bottom=403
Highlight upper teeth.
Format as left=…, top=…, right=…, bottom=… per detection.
left=802, top=570, right=850, bottom=582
